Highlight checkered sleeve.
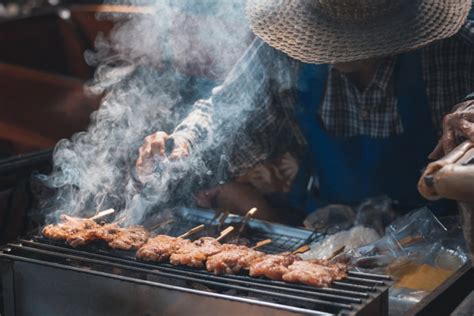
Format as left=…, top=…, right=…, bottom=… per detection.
left=423, top=20, right=474, bottom=133
left=172, top=38, right=271, bottom=148
left=173, top=38, right=302, bottom=174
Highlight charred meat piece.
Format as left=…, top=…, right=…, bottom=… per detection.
left=94, top=223, right=123, bottom=242
left=42, top=215, right=98, bottom=241
left=282, top=260, right=348, bottom=287
left=66, top=229, right=97, bottom=247
left=137, top=235, right=191, bottom=262
left=206, top=244, right=264, bottom=274
left=225, top=236, right=250, bottom=246
left=66, top=222, right=122, bottom=247
left=249, top=252, right=300, bottom=280
left=43, top=215, right=149, bottom=250
left=107, top=226, right=150, bottom=250
left=170, top=237, right=223, bottom=268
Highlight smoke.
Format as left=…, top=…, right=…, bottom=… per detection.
left=37, top=0, right=291, bottom=225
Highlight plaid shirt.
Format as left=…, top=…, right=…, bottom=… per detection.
left=173, top=21, right=474, bottom=175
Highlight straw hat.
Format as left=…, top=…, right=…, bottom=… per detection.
left=246, top=0, right=472, bottom=64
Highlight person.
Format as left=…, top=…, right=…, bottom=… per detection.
left=137, top=0, right=474, bottom=220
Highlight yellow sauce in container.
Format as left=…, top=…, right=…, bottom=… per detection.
left=392, top=263, right=454, bottom=291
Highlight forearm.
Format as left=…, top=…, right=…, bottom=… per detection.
left=170, top=38, right=269, bottom=149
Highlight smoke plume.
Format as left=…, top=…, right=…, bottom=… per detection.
left=38, top=0, right=291, bottom=225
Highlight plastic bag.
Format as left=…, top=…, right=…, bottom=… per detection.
left=354, top=196, right=397, bottom=236
left=303, top=196, right=396, bottom=235
left=335, top=207, right=468, bottom=315
left=303, top=204, right=355, bottom=235
left=300, top=225, right=380, bottom=260
left=385, top=207, right=447, bottom=247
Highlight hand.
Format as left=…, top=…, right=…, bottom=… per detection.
left=429, top=100, right=474, bottom=160
left=195, top=182, right=278, bottom=221
left=136, top=132, right=189, bottom=175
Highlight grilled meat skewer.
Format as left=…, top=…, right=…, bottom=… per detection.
left=42, top=215, right=99, bottom=241
left=136, top=235, right=191, bottom=262
left=108, top=226, right=150, bottom=250
left=44, top=216, right=349, bottom=288
left=43, top=216, right=148, bottom=250
left=206, top=244, right=265, bottom=274
left=169, top=237, right=223, bottom=268
left=249, top=252, right=301, bottom=280
left=168, top=226, right=234, bottom=268
left=282, top=260, right=347, bottom=287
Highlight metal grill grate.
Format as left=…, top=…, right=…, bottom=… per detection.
left=3, top=238, right=392, bottom=315
left=1, top=208, right=391, bottom=316
left=164, top=208, right=323, bottom=253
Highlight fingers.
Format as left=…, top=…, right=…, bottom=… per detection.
left=136, top=144, right=151, bottom=167
left=441, top=126, right=457, bottom=154
left=149, top=132, right=168, bottom=156
left=435, top=102, right=474, bottom=158
left=428, top=140, right=444, bottom=160
left=136, top=131, right=169, bottom=168
left=168, top=148, right=189, bottom=161
left=443, top=110, right=474, bottom=150
left=168, top=138, right=190, bottom=161
left=457, top=117, right=474, bottom=141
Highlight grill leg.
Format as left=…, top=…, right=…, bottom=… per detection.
left=1, top=258, right=15, bottom=316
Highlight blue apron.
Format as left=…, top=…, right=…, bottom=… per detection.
left=287, top=51, right=447, bottom=214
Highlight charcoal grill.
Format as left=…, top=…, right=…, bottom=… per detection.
left=0, top=208, right=392, bottom=316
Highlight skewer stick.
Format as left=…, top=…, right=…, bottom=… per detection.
left=216, top=226, right=234, bottom=242
left=90, top=209, right=115, bottom=221
left=244, top=207, right=258, bottom=218
left=217, top=211, right=230, bottom=230
left=211, top=211, right=224, bottom=223
left=251, top=239, right=272, bottom=250
left=327, top=246, right=345, bottom=261
left=238, top=207, right=257, bottom=233
left=178, top=224, right=205, bottom=239
left=114, top=216, right=127, bottom=225
left=292, top=244, right=310, bottom=254
left=150, top=219, right=175, bottom=232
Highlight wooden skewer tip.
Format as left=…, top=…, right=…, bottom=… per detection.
left=252, top=239, right=272, bottom=249
left=90, top=208, right=115, bottom=220
left=178, top=224, right=205, bottom=239
left=244, top=207, right=258, bottom=218
left=216, top=226, right=234, bottom=241
left=292, top=244, right=310, bottom=254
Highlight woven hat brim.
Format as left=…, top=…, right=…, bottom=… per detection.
left=247, top=0, right=472, bottom=64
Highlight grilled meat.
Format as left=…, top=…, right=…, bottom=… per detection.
left=249, top=252, right=300, bottom=280
left=65, top=222, right=122, bottom=247
left=108, top=226, right=150, bottom=250
left=137, top=235, right=191, bottom=262
left=206, top=244, right=264, bottom=274
left=66, top=229, right=97, bottom=247
left=43, top=216, right=148, bottom=250
left=94, top=223, right=123, bottom=242
left=282, top=260, right=348, bottom=287
left=170, top=237, right=223, bottom=268
left=42, top=215, right=98, bottom=241
left=43, top=216, right=349, bottom=288
left=225, top=237, right=250, bottom=246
